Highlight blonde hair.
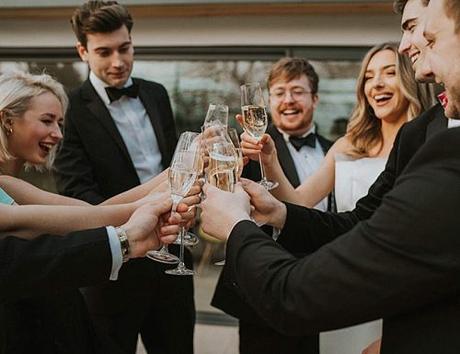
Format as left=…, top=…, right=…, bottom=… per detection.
left=347, top=42, right=434, bottom=156
left=0, top=71, right=68, bottom=169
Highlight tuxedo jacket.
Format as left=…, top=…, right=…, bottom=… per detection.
left=211, top=124, right=332, bottom=325
left=0, top=229, right=123, bottom=354
left=53, top=78, right=194, bottom=351
left=225, top=124, right=460, bottom=354
left=54, top=78, right=177, bottom=204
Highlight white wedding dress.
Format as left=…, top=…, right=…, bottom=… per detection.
left=320, top=154, right=387, bottom=354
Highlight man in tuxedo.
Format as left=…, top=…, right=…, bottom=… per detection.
left=0, top=198, right=182, bottom=354
left=200, top=1, right=460, bottom=353
left=212, top=58, right=332, bottom=354
left=54, top=2, right=194, bottom=353
left=243, top=57, right=333, bottom=211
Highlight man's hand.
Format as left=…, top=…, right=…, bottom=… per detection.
left=200, top=183, right=252, bottom=241
left=121, top=196, right=178, bottom=258
left=362, top=338, right=381, bottom=354
left=241, top=178, right=287, bottom=229
left=236, top=114, right=277, bottom=165
left=179, top=182, right=202, bottom=228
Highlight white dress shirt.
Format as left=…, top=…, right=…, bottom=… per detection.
left=90, top=72, right=163, bottom=183
left=448, top=118, right=460, bottom=128
left=279, top=126, right=328, bottom=211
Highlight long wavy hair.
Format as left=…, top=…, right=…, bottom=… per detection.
left=347, top=42, right=434, bottom=157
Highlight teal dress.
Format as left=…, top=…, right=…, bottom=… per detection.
left=0, top=187, right=13, bottom=205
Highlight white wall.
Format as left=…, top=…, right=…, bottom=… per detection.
left=0, top=14, right=401, bottom=48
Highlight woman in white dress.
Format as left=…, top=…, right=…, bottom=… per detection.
left=240, top=42, right=434, bottom=354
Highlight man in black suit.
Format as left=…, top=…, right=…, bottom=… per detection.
left=200, top=1, right=460, bottom=353
left=54, top=2, right=194, bottom=353
left=0, top=199, right=182, bottom=354
left=212, top=58, right=332, bottom=354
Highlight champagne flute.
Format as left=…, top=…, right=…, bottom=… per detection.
left=203, top=103, right=229, bottom=129
left=165, top=132, right=202, bottom=275
left=240, top=82, right=278, bottom=190
left=213, top=128, right=242, bottom=266
left=148, top=132, right=199, bottom=274
left=227, top=128, right=244, bottom=181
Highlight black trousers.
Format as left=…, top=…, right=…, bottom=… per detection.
left=84, top=247, right=195, bottom=354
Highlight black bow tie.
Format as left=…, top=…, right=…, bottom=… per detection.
left=105, top=83, right=139, bottom=103
left=289, top=133, right=316, bottom=151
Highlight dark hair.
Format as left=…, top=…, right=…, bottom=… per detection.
left=70, top=1, right=133, bottom=48
left=444, top=0, right=460, bottom=33
left=393, top=0, right=409, bottom=14
left=394, top=0, right=431, bottom=14
left=267, top=57, right=319, bottom=94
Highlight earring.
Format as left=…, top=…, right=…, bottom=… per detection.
left=5, top=126, right=12, bottom=136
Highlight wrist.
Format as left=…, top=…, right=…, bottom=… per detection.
left=115, top=226, right=130, bottom=262
left=225, top=213, right=252, bottom=240
left=271, top=202, right=287, bottom=230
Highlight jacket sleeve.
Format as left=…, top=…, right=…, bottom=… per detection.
left=0, top=227, right=112, bottom=303
left=54, top=101, right=106, bottom=205
left=225, top=128, right=460, bottom=335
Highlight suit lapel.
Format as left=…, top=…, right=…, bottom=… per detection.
left=268, top=125, right=301, bottom=187
left=81, top=80, right=132, bottom=163
left=136, top=79, right=169, bottom=166
left=426, top=104, right=448, bottom=140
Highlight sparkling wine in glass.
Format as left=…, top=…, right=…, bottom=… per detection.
left=240, top=83, right=278, bottom=190
left=148, top=132, right=200, bottom=275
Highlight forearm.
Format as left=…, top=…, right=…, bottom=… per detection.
left=0, top=175, right=89, bottom=206
left=1, top=203, right=136, bottom=238
left=101, top=169, right=169, bottom=205
left=264, top=156, right=302, bottom=204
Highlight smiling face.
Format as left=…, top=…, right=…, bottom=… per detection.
left=7, top=92, right=64, bottom=166
left=423, top=0, right=460, bottom=118
left=364, top=49, right=409, bottom=123
left=269, top=75, right=318, bottom=136
left=77, top=25, right=134, bottom=88
left=398, top=0, right=432, bottom=82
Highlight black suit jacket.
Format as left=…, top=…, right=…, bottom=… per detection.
left=0, top=229, right=123, bottom=354
left=211, top=124, right=332, bottom=323
left=225, top=125, right=460, bottom=354
left=54, top=78, right=177, bottom=204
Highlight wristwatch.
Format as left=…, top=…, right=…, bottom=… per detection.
left=116, top=227, right=130, bottom=263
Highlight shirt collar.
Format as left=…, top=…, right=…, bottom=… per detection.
left=448, top=118, right=460, bottom=129
left=89, top=71, right=134, bottom=106
left=279, top=125, right=316, bottom=144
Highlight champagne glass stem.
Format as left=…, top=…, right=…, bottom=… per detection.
left=178, top=226, right=186, bottom=269
left=258, top=152, right=267, bottom=183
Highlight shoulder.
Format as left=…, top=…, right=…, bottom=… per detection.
left=330, top=136, right=354, bottom=155
left=402, top=103, right=446, bottom=133
left=133, top=78, right=167, bottom=93
left=407, top=126, right=460, bottom=169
